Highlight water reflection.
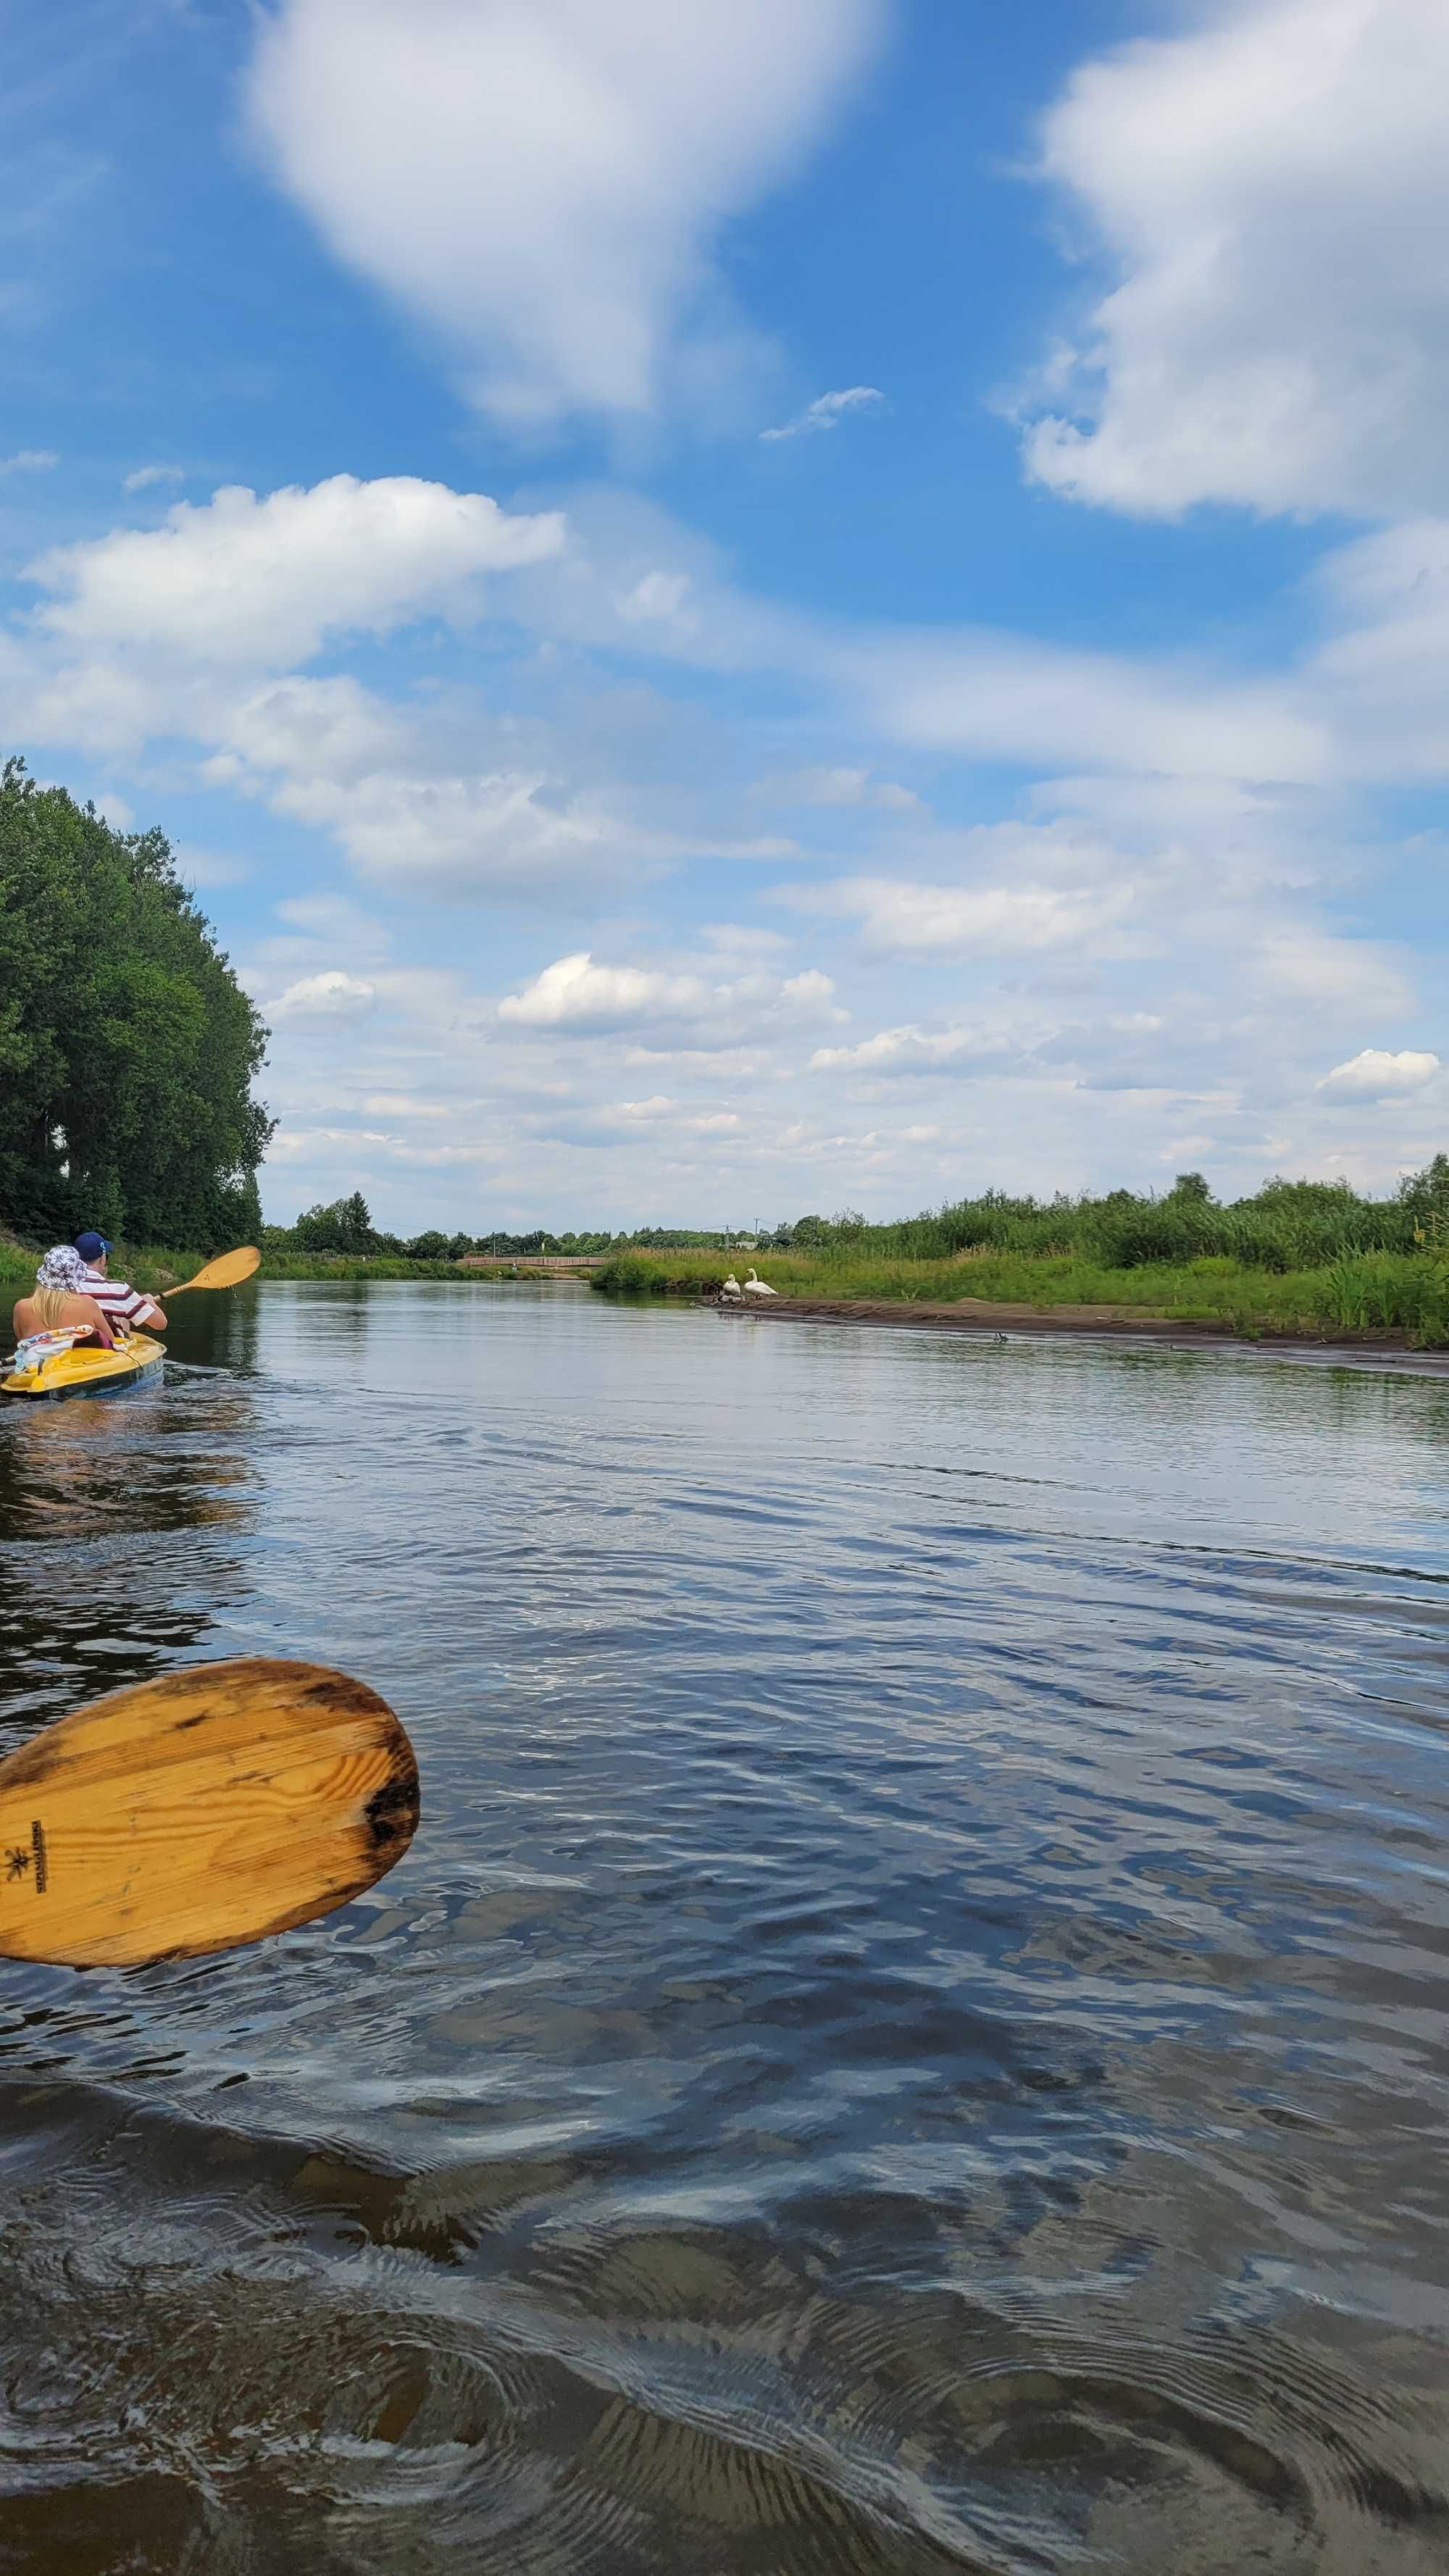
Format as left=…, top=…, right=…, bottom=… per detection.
left=0, top=1295, right=265, bottom=1735
left=0, top=1287, right=1446, bottom=2573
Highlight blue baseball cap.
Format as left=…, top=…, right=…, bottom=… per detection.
left=73, top=1231, right=112, bottom=1262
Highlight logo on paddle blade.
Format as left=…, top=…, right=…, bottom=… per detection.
left=5, top=1847, right=30, bottom=1881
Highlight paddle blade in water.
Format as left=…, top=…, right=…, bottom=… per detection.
left=0, top=1659, right=419, bottom=1967
left=168, top=1246, right=261, bottom=1296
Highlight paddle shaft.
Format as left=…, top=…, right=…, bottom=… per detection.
left=164, top=1246, right=261, bottom=1297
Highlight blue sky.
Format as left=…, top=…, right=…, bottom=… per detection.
left=4, top=0, right=1445, bottom=1231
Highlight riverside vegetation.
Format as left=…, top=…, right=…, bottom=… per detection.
left=590, top=1166, right=1449, bottom=1347
left=7, top=1173, right=1448, bottom=1347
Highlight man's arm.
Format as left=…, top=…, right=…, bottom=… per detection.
left=101, top=1282, right=167, bottom=1331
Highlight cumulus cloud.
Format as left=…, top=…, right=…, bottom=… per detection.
left=1316, top=1047, right=1440, bottom=1103
left=0, top=448, right=57, bottom=475
left=28, top=474, right=564, bottom=669
left=246, top=0, right=885, bottom=427
left=761, top=385, right=883, bottom=441
left=266, top=969, right=378, bottom=1018
left=1020, top=0, right=1449, bottom=518
left=122, top=464, right=185, bottom=493
left=499, top=952, right=709, bottom=1032
left=497, top=948, right=841, bottom=1042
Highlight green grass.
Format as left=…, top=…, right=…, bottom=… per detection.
left=590, top=1246, right=1449, bottom=1346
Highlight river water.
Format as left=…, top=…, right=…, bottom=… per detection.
left=1, top=1281, right=1447, bottom=2576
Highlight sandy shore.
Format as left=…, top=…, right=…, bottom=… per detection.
left=704, top=1293, right=1449, bottom=1376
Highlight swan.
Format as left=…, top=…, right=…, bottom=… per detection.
left=719, top=1272, right=743, bottom=1302
left=743, top=1269, right=778, bottom=1297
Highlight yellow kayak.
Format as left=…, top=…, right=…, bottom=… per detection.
left=1, top=1331, right=165, bottom=1402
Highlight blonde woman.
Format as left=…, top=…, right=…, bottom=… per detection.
left=10, top=1245, right=117, bottom=1362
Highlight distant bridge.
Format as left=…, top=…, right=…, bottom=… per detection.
left=457, top=1254, right=608, bottom=1272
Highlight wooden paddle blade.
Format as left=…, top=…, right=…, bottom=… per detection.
left=169, top=1245, right=261, bottom=1296
left=0, top=1659, right=419, bottom=1967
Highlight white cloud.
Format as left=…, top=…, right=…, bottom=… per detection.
left=810, top=1024, right=1016, bottom=1076
left=0, top=448, right=57, bottom=475
left=497, top=948, right=841, bottom=1042
left=498, top=952, right=706, bottom=1032
left=246, top=0, right=885, bottom=427
left=362, top=1094, right=454, bottom=1120
left=270, top=758, right=616, bottom=900
left=1021, top=0, right=1449, bottom=518
left=765, top=764, right=922, bottom=811
left=28, top=474, right=564, bottom=669
left=616, top=570, right=698, bottom=631
left=779, top=969, right=837, bottom=1011
left=761, top=385, right=883, bottom=442
left=211, top=672, right=412, bottom=783
left=1316, top=1047, right=1440, bottom=1103
left=122, top=464, right=185, bottom=493
left=267, top=969, right=377, bottom=1018
left=800, top=864, right=1137, bottom=958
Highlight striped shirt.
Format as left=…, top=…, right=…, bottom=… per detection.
left=80, top=1270, right=156, bottom=1329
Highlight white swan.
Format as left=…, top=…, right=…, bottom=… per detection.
left=743, top=1269, right=778, bottom=1297
left=719, top=1272, right=743, bottom=1302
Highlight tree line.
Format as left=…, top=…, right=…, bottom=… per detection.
left=0, top=760, right=271, bottom=1250
left=279, top=1162, right=1449, bottom=1274
left=270, top=1198, right=767, bottom=1260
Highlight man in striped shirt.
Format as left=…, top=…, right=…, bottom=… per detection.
left=73, top=1232, right=168, bottom=1335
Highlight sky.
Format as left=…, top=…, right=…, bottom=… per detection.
left=2, top=0, right=1445, bottom=1234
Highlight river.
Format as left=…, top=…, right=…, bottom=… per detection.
left=1, top=1281, right=1446, bottom=2575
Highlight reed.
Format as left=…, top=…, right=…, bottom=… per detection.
left=590, top=1246, right=1449, bottom=1345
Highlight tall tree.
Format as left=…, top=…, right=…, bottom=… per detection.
left=0, top=760, right=273, bottom=1248
left=293, top=1195, right=375, bottom=1253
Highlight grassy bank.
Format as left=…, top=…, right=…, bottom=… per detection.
left=0, top=1239, right=525, bottom=1293
left=590, top=1246, right=1449, bottom=1346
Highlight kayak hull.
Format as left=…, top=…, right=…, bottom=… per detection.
left=1, top=1332, right=166, bottom=1402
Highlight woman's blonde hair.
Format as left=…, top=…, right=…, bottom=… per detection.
left=33, top=1285, right=71, bottom=1329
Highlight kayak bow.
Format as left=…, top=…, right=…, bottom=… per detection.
left=1, top=1330, right=166, bottom=1402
